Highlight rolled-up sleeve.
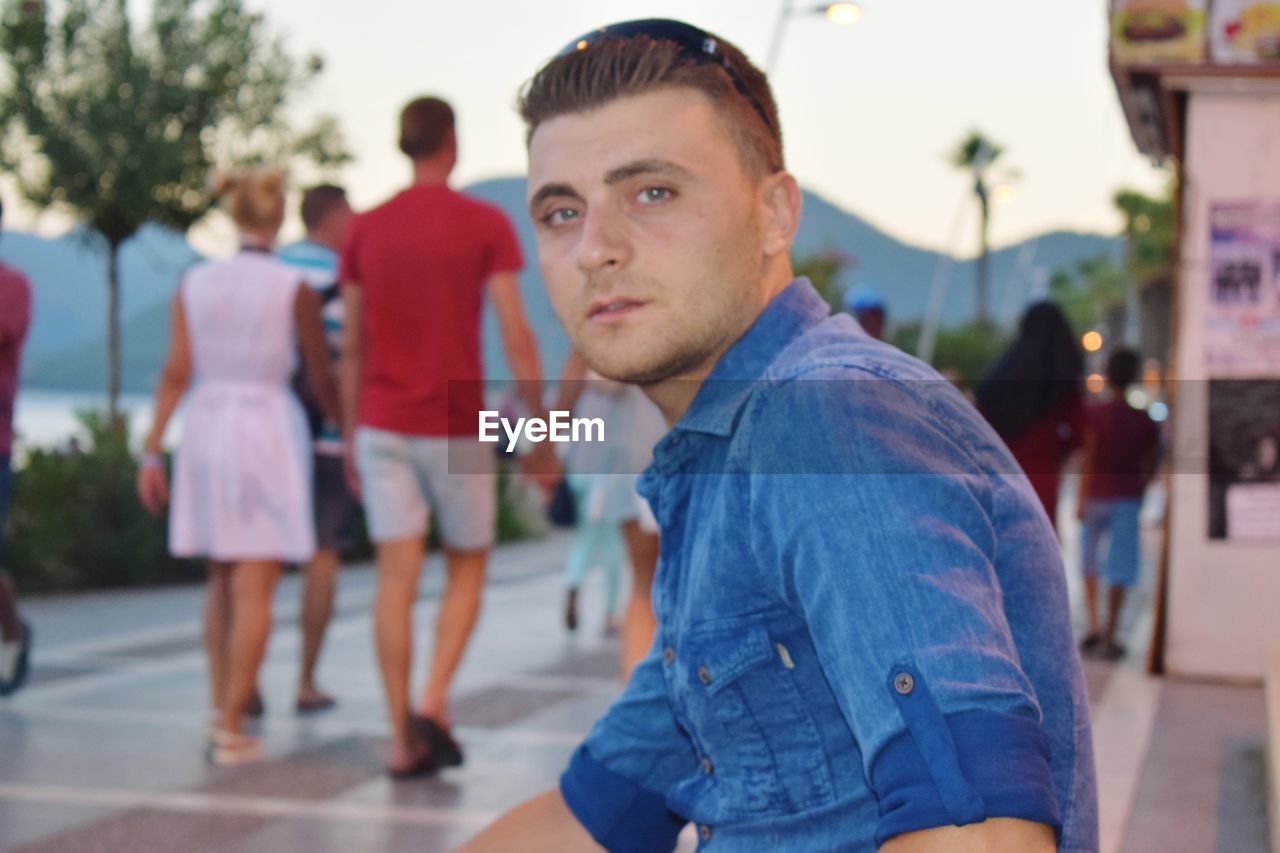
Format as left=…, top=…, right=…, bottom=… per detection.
left=559, top=638, right=693, bottom=852
left=745, top=370, right=1061, bottom=846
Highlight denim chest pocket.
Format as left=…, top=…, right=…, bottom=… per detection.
left=681, top=617, right=835, bottom=816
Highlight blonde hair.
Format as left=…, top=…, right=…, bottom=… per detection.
left=210, top=168, right=286, bottom=232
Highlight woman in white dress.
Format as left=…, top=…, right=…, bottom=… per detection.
left=137, top=169, right=339, bottom=765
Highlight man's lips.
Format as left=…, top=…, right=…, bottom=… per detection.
left=587, top=297, right=646, bottom=321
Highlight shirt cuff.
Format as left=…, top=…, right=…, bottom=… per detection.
left=872, top=709, right=1061, bottom=847
left=559, top=743, right=686, bottom=853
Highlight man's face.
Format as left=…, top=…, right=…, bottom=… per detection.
left=527, top=87, right=775, bottom=384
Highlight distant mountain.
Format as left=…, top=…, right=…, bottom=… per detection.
left=1, top=224, right=200, bottom=364
left=16, top=177, right=1121, bottom=393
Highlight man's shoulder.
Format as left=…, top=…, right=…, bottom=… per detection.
left=768, top=314, right=943, bottom=385
left=277, top=241, right=338, bottom=287
left=453, top=191, right=516, bottom=229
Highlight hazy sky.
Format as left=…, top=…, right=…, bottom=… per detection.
left=7, top=0, right=1167, bottom=257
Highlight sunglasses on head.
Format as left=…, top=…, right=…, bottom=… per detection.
left=559, top=18, right=776, bottom=136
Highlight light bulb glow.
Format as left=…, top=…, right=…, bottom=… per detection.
left=825, top=3, right=863, bottom=26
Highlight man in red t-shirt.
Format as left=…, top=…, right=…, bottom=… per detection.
left=340, top=97, right=556, bottom=777
left=0, top=197, right=34, bottom=697
left=1078, top=348, right=1160, bottom=661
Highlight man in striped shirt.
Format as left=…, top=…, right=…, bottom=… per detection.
left=278, top=185, right=355, bottom=714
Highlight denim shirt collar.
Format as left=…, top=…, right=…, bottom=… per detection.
left=673, top=277, right=830, bottom=438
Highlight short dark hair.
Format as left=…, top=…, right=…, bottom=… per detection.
left=300, top=184, right=347, bottom=231
left=1106, top=348, right=1142, bottom=390
left=518, top=27, right=783, bottom=177
left=399, top=97, right=455, bottom=160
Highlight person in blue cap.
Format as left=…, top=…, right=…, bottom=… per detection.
left=844, top=287, right=887, bottom=341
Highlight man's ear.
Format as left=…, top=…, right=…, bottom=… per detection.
left=760, top=171, right=802, bottom=258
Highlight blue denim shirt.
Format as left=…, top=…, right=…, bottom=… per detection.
left=560, top=279, right=1098, bottom=852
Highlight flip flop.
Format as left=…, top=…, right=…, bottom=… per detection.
left=1079, top=632, right=1102, bottom=655
left=412, top=715, right=464, bottom=768
left=295, top=694, right=337, bottom=715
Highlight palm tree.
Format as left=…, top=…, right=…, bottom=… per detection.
left=951, top=131, right=1005, bottom=325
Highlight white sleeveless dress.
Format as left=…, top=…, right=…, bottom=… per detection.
left=169, top=251, right=314, bottom=562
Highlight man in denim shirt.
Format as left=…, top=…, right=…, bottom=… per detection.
left=464, top=19, right=1096, bottom=852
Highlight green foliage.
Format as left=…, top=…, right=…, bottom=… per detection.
left=5, top=410, right=201, bottom=591
left=1048, top=254, right=1127, bottom=336
left=950, top=130, right=1005, bottom=172
left=0, top=0, right=350, bottom=413
left=1113, top=185, right=1175, bottom=289
left=893, top=320, right=1008, bottom=387
left=0, top=0, right=349, bottom=244
left=793, top=248, right=856, bottom=315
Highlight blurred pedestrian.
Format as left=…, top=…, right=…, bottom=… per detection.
left=339, top=96, right=558, bottom=777
left=137, top=169, right=339, bottom=765
left=843, top=287, right=887, bottom=341
left=976, top=301, right=1085, bottom=530
left=556, top=350, right=664, bottom=674
left=1078, top=348, right=1160, bottom=661
left=0, top=197, right=34, bottom=698
left=278, top=184, right=355, bottom=714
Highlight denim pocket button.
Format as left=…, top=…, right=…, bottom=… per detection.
left=698, top=665, right=712, bottom=685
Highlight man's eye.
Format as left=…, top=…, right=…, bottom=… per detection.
left=542, top=207, right=580, bottom=226
left=637, top=187, right=673, bottom=203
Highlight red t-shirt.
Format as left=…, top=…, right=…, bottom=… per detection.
left=0, top=262, right=32, bottom=455
left=1084, top=397, right=1160, bottom=500
left=340, top=185, right=522, bottom=436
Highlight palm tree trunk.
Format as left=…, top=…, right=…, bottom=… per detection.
left=106, top=241, right=122, bottom=427
left=977, top=191, right=991, bottom=325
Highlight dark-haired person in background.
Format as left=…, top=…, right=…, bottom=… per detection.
left=279, top=184, right=355, bottom=714
left=1078, top=348, right=1160, bottom=661
left=463, top=19, right=1095, bottom=851
left=0, top=198, right=33, bottom=698
left=977, top=301, right=1086, bottom=532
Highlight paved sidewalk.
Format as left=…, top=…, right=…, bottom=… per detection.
left=0, top=479, right=1269, bottom=852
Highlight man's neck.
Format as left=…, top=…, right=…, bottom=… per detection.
left=411, top=157, right=452, bottom=187
left=642, top=266, right=796, bottom=428
left=306, top=231, right=341, bottom=253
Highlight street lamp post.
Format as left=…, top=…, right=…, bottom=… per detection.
left=766, top=2, right=863, bottom=76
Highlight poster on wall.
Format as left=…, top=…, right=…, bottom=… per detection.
left=1206, top=201, right=1280, bottom=375
left=1112, top=0, right=1207, bottom=63
left=1210, top=0, right=1280, bottom=61
left=1209, top=380, right=1280, bottom=540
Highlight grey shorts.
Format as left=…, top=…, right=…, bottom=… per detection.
left=312, top=453, right=357, bottom=552
left=354, top=427, right=496, bottom=550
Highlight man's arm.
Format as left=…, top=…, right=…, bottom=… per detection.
left=338, top=283, right=363, bottom=494
left=460, top=639, right=693, bottom=852
left=881, top=818, right=1055, bottom=853
left=489, top=270, right=559, bottom=487
left=456, top=788, right=599, bottom=852
left=489, top=271, right=544, bottom=418
left=748, top=373, right=1066, bottom=848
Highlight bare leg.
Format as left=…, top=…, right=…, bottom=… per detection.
left=374, top=536, right=427, bottom=769
left=298, top=548, right=340, bottom=705
left=221, top=560, right=282, bottom=736
left=418, top=548, right=487, bottom=724
left=1083, top=575, right=1101, bottom=637
left=0, top=570, right=21, bottom=642
left=204, top=562, right=233, bottom=724
left=620, top=520, right=659, bottom=679
left=1104, top=584, right=1129, bottom=651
